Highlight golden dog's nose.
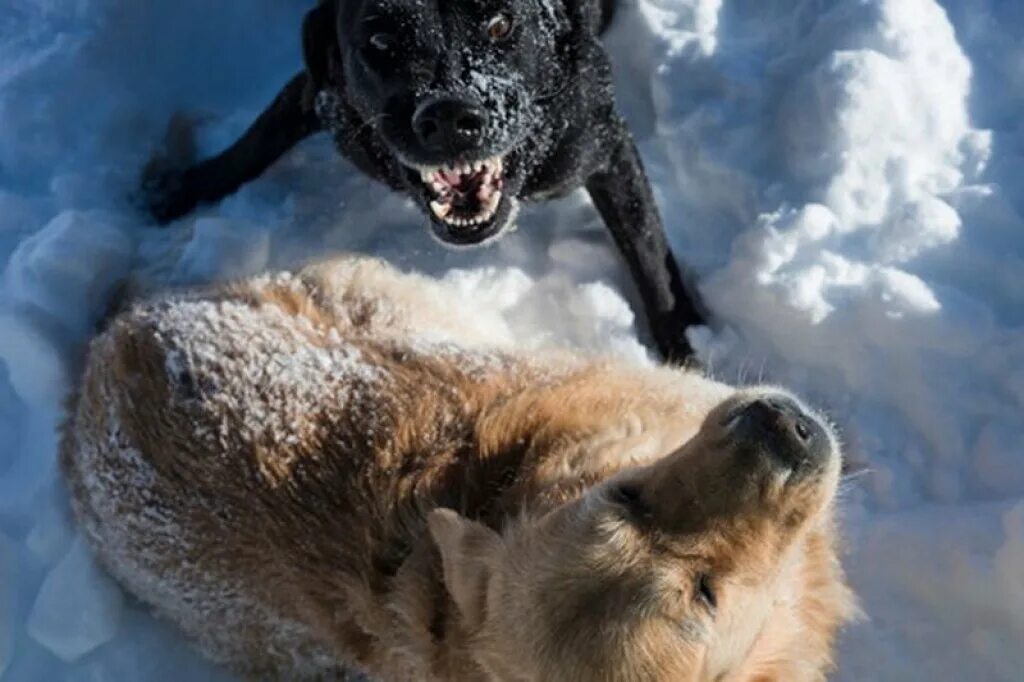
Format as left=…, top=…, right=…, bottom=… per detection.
left=734, top=394, right=829, bottom=471
left=745, top=396, right=812, bottom=441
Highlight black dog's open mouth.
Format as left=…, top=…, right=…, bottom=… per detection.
left=414, top=156, right=506, bottom=228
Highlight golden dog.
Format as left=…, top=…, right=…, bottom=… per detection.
left=61, top=257, right=856, bottom=681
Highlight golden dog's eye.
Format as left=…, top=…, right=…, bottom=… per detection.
left=486, top=13, right=514, bottom=40
left=608, top=483, right=653, bottom=521
left=696, top=573, right=717, bottom=612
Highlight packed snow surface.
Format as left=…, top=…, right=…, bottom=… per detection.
left=1, top=0, right=1022, bottom=680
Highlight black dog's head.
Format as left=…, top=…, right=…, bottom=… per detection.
left=304, top=0, right=612, bottom=246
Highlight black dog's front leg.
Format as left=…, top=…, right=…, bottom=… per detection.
left=586, top=127, right=706, bottom=363
left=143, top=71, right=322, bottom=224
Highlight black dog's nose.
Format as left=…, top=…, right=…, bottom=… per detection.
left=413, top=98, right=488, bottom=153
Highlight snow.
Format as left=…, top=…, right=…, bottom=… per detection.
left=0, top=0, right=1021, bottom=680
left=0, top=532, right=15, bottom=678
left=172, top=217, right=271, bottom=283
left=26, top=538, right=124, bottom=663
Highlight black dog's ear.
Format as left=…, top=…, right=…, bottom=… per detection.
left=597, top=0, right=617, bottom=35
left=302, top=0, right=339, bottom=90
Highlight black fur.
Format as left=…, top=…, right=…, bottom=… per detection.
left=142, top=0, right=705, bottom=361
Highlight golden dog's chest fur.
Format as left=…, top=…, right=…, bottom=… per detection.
left=61, top=258, right=855, bottom=681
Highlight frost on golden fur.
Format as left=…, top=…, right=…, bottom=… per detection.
left=61, top=256, right=857, bottom=681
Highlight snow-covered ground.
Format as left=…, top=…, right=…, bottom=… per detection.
left=0, top=0, right=1021, bottom=679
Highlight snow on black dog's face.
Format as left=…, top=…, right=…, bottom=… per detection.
left=335, top=0, right=568, bottom=245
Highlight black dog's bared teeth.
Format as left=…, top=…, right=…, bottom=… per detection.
left=419, top=156, right=505, bottom=228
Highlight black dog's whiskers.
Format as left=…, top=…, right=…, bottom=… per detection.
left=535, top=75, right=580, bottom=103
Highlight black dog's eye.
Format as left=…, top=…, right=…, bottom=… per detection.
left=367, top=32, right=394, bottom=53
left=486, top=13, right=514, bottom=40
left=695, top=573, right=717, bottom=612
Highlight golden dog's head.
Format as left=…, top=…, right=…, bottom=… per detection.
left=429, top=388, right=856, bottom=681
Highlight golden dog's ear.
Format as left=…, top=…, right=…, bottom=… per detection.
left=427, top=509, right=502, bottom=630
left=302, top=0, right=338, bottom=90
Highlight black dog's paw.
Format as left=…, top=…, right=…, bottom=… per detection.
left=658, top=336, right=697, bottom=367
left=138, top=164, right=198, bottom=225
left=135, top=114, right=203, bottom=225
left=650, top=316, right=699, bottom=366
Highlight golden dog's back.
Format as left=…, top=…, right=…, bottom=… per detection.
left=61, top=258, right=524, bottom=677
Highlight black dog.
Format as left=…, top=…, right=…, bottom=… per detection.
left=144, top=0, right=705, bottom=360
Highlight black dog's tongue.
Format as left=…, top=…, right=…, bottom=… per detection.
left=435, top=167, right=499, bottom=209
left=442, top=170, right=482, bottom=205
left=438, top=168, right=480, bottom=194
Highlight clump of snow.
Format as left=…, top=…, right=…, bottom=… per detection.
left=0, top=0, right=1022, bottom=680
left=0, top=209, right=134, bottom=406
left=441, top=265, right=650, bottom=363
left=171, top=217, right=271, bottom=283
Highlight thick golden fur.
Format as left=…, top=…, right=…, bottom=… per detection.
left=61, top=257, right=857, bottom=681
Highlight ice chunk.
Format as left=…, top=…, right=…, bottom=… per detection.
left=0, top=311, right=65, bottom=408
left=24, top=494, right=75, bottom=565
left=2, top=210, right=134, bottom=335
left=0, top=405, right=59, bottom=516
left=26, top=537, right=124, bottom=662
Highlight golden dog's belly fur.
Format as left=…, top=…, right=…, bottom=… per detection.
left=61, top=257, right=854, bottom=681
